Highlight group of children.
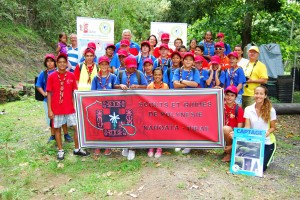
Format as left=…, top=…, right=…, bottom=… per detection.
left=35, top=31, right=276, bottom=172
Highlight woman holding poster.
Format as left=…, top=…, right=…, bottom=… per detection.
left=244, top=85, right=276, bottom=171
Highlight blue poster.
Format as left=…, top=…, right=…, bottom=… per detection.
left=230, top=128, right=266, bottom=177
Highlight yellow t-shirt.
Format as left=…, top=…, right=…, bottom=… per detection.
left=243, top=61, right=268, bottom=96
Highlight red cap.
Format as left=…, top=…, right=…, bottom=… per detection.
left=124, top=56, right=137, bottom=68
left=171, top=51, right=182, bottom=58
left=194, top=56, right=206, bottom=63
left=217, top=32, right=225, bottom=38
left=143, top=58, right=153, bottom=65
left=161, top=33, right=170, bottom=40
left=159, top=43, right=169, bottom=50
left=98, top=56, right=110, bottom=64
left=141, top=41, right=150, bottom=48
left=225, top=85, right=238, bottom=96
left=117, top=49, right=128, bottom=57
left=183, top=52, right=195, bottom=60
left=120, top=39, right=130, bottom=46
left=228, top=52, right=239, bottom=59
left=57, top=53, right=68, bottom=61
left=87, top=42, right=96, bottom=50
left=210, top=55, right=221, bottom=65
left=44, top=54, right=56, bottom=61
left=106, top=43, right=116, bottom=50
left=84, top=47, right=95, bottom=55
left=215, top=42, right=225, bottom=48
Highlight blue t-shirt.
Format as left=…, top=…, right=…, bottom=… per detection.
left=115, top=70, right=148, bottom=86
left=144, top=74, right=154, bottom=85
left=206, top=70, right=226, bottom=88
left=198, top=69, right=209, bottom=88
left=172, top=68, right=200, bottom=88
left=199, top=41, right=215, bottom=60
left=115, top=41, right=140, bottom=54
left=91, top=73, right=117, bottom=90
left=163, top=67, right=179, bottom=89
left=224, top=67, right=246, bottom=94
left=224, top=43, right=231, bottom=56
left=35, top=69, right=56, bottom=102
left=153, top=58, right=172, bottom=72
left=136, top=54, right=156, bottom=72
left=67, top=46, right=79, bottom=72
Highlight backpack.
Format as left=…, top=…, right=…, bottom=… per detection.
left=234, top=104, right=239, bottom=119
left=119, top=70, right=141, bottom=85
left=35, top=70, right=48, bottom=101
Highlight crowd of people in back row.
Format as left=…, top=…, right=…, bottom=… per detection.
left=35, top=29, right=276, bottom=172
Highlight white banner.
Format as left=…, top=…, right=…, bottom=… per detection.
left=151, top=22, right=187, bottom=51
left=77, top=17, right=114, bottom=61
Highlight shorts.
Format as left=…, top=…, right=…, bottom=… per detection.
left=53, top=113, right=77, bottom=128
left=235, top=94, right=242, bottom=106
left=43, top=101, right=50, bottom=127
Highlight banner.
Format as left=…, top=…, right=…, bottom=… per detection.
left=151, top=22, right=187, bottom=50
left=230, top=128, right=266, bottom=177
left=75, top=89, right=224, bottom=148
left=76, top=17, right=114, bottom=61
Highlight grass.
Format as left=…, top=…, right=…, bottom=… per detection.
left=293, top=91, right=300, bottom=103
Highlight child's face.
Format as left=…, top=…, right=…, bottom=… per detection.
left=174, top=40, right=182, bottom=49
left=141, top=45, right=150, bottom=54
left=119, top=55, right=126, bottom=65
left=229, top=56, right=238, bottom=68
left=61, top=35, right=67, bottom=43
left=183, top=56, right=194, bottom=68
left=153, top=70, right=163, bottom=83
left=99, top=62, right=109, bottom=73
left=194, top=47, right=203, bottom=56
left=190, top=40, right=197, bottom=49
left=225, top=92, right=236, bottom=105
left=106, top=47, right=114, bottom=57
left=85, top=52, right=95, bottom=64
left=160, top=48, right=169, bottom=57
left=144, top=63, right=153, bottom=74
left=212, top=64, right=219, bottom=70
left=195, top=62, right=203, bottom=70
left=171, top=55, right=181, bottom=66
left=46, top=58, right=55, bottom=69
left=57, top=58, right=67, bottom=71
left=126, top=67, right=136, bottom=74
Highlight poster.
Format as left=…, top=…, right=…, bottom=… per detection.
left=230, top=128, right=266, bottom=177
left=76, top=17, right=114, bottom=61
left=75, top=89, right=224, bottom=148
left=150, top=22, right=187, bottom=50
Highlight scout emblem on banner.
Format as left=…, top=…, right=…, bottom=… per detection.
left=86, top=100, right=136, bottom=137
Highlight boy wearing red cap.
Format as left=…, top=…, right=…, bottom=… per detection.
left=216, top=32, right=231, bottom=56
left=105, top=43, right=116, bottom=62
left=206, top=55, right=225, bottom=88
left=112, top=49, right=128, bottom=75
left=214, top=42, right=230, bottom=71
left=163, top=51, right=182, bottom=89
left=136, top=41, right=156, bottom=72
left=74, top=47, right=98, bottom=91
left=222, top=85, right=245, bottom=162
left=79, top=42, right=98, bottom=64
left=194, top=56, right=209, bottom=88
left=153, top=33, right=173, bottom=58
left=110, top=39, right=131, bottom=73
left=47, top=53, right=90, bottom=160
left=153, top=44, right=172, bottom=72
left=224, top=52, right=246, bottom=105
left=143, top=58, right=154, bottom=84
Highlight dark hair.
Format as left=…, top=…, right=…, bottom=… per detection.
left=152, top=67, right=163, bottom=75
left=203, top=31, right=214, bottom=40
left=44, top=58, right=56, bottom=68
left=58, top=32, right=67, bottom=42
left=147, top=35, right=158, bottom=47
left=174, top=38, right=183, bottom=45
left=195, top=45, right=204, bottom=52
left=255, top=85, right=272, bottom=123
left=178, top=45, right=187, bottom=52
left=189, top=38, right=197, bottom=44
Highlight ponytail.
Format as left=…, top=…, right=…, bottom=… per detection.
left=257, top=85, right=272, bottom=123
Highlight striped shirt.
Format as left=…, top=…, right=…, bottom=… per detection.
left=67, top=46, right=78, bottom=72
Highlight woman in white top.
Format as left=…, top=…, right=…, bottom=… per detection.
left=244, top=85, right=276, bottom=171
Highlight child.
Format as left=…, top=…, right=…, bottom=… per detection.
left=194, top=56, right=209, bottom=88
left=136, top=41, right=156, bottom=72
left=56, top=32, right=68, bottom=55
left=47, top=53, right=90, bottom=160
left=163, top=51, right=182, bottom=89
left=147, top=67, right=169, bottom=158
left=178, top=45, right=188, bottom=58
left=112, top=49, right=128, bottom=75
left=188, top=38, right=197, bottom=54
left=206, top=55, right=225, bottom=88
left=222, top=86, right=245, bottom=162
left=143, top=58, right=154, bottom=84
left=194, top=45, right=204, bottom=56
left=105, top=43, right=116, bottom=62
left=91, top=56, right=117, bottom=156
left=153, top=44, right=172, bottom=72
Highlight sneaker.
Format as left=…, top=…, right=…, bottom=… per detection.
left=154, top=148, right=162, bottom=158
left=94, top=148, right=101, bottom=156
left=122, top=148, right=129, bottom=157
left=148, top=148, right=154, bottom=157
left=127, top=150, right=135, bottom=160
left=47, top=135, right=56, bottom=143
left=73, top=149, right=90, bottom=156
left=175, top=148, right=181, bottom=152
left=182, top=148, right=191, bottom=154
left=57, top=150, right=64, bottom=160
left=64, top=134, right=73, bottom=143
left=104, top=148, right=112, bottom=156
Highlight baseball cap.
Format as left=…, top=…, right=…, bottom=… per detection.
left=106, top=43, right=116, bottom=50
left=87, top=42, right=96, bottom=50
left=228, top=52, right=239, bottom=59
left=248, top=46, right=260, bottom=53
left=215, top=42, right=225, bottom=48
left=183, top=52, right=195, bottom=60
left=125, top=56, right=137, bottom=68
left=98, top=56, right=110, bottom=64
left=161, top=33, right=170, bottom=40
left=225, top=85, right=238, bottom=96
left=44, top=54, right=56, bottom=61
left=143, top=58, right=153, bottom=65
left=84, top=47, right=95, bottom=55
left=194, top=56, right=206, bottom=63
left=57, top=53, right=68, bottom=61
left=210, top=55, right=221, bottom=65
left=170, top=51, right=182, bottom=58
left=141, top=41, right=150, bottom=48
left=117, top=49, right=128, bottom=57
left=159, top=43, right=169, bottom=50
left=217, top=32, right=225, bottom=38
left=120, top=39, right=130, bottom=47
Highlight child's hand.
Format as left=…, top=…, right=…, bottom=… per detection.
left=48, top=110, right=54, bottom=119
left=120, top=84, right=128, bottom=90
left=130, top=84, right=139, bottom=89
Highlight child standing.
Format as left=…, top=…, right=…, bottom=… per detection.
left=163, top=51, right=182, bottom=89
left=143, top=58, right=154, bottom=84
left=147, top=67, right=169, bottom=158
left=47, top=53, right=90, bottom=160
left=56, top=32, right=68, bottom=55
left=153, top=44, right=172, bottom=73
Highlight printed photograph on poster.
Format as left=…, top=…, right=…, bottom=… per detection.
left=230, top=128, right=265, bottom=177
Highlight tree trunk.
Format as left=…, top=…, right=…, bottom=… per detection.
left=241, top=11, right=253, bottom=49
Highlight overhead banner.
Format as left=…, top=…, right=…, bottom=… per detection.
left=230, top=128, right=266, bottom=177
left=76, top=17, right=114, bottom=61
left=75, top=89, right=224, bottom=148
left=151, top=22, right=187, bottom=50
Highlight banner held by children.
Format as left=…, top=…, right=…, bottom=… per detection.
left=230, top=128, right=266, bottom=177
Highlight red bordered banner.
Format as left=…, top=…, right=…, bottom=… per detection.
left=75, top=89, right=224, bottom=148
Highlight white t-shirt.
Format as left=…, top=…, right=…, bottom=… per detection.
left=244, top=103, right=276, bottom=145
left=238, top=57, right=249, bottom=70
